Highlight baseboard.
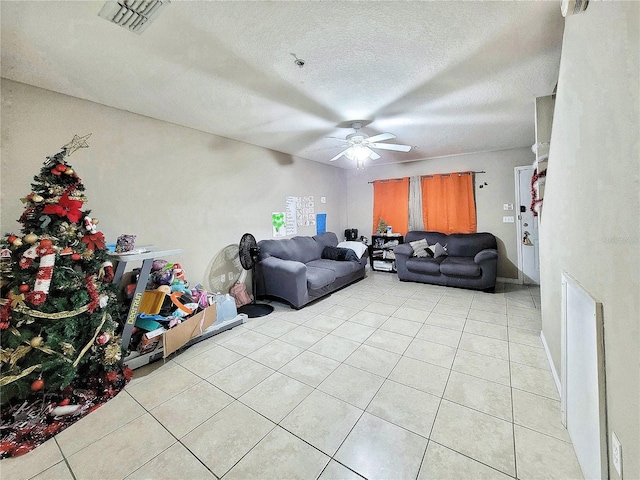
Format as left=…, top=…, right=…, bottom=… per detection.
left=497, top=276, right=521, bottom=284
left=540, top=330, right=562, bottom=399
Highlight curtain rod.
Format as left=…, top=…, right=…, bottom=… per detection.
left=368, top=171, right=486, bottom=184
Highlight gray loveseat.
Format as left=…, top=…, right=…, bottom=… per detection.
left=255, top=232, right=368, bottom=308
left=394, top=231, right=498, bottom=292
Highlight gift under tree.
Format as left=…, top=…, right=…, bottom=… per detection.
left=0, top=135, right=129, bottom=435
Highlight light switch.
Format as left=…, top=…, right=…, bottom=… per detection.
left=503, top=203, right=513, bottom=211
left=503, top=216, right=515, bottom=223
left=320, top=197, right=326, bottom=204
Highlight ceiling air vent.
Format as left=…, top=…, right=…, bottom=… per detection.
left=98, top=0, right=170, bottom=34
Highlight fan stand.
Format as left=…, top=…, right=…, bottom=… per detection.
left=237, top=258, right=274, bottom=318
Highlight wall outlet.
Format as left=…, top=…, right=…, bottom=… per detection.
left=612, top=432, right=622, bottom=477
left=503, top=216, right=515, bottom=223
left=503, top=203, right=514, bottom=210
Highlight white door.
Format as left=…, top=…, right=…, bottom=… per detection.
left=515, top=166, right=540, bottom=284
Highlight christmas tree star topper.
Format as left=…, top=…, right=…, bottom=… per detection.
left=63, top=133, right=92, bottom=157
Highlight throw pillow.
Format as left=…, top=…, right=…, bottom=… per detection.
left=429, top=242, right=448, bottom=258
left=409, top=239, right=429, bottom=257
left=336, top=241, right=367, bottom=259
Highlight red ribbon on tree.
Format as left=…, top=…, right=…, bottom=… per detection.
left=42, top=193, right=83, bottom=224
left=86, top=275, right=100, bottom=313
left=81, top=232, right=106, bottom=252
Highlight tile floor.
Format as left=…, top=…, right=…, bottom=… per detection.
left=1, top=272, right=585, bottom=480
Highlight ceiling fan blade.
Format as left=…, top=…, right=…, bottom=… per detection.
left=367, top=149, right=381, bottom=160
left=330, top=148, right=350, bottom=161
left=325, top=136, right=350, bottom=143
left=370, top=143, right=412, bottom=152
left=366, top=132, right=395, bottom=143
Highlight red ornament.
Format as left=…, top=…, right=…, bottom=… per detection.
left=71, top=253, right=82, bottom=261
left=18, top=284, right=30, bottom=293
left=56, top=163, right=68, bottom=172
left=59, top=398, right=70, bottom=406
left=39, top=239, right=52, bottom=248
left=31, top=378, right=45, bottom=391
left=97, top=333, right=110, bottom=345
left=7, top=235, right=17, bottom=244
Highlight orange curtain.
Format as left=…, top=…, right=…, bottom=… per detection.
left=421, top=172, right=477, bottom=233
left=372, top=178, right=409, bottom=235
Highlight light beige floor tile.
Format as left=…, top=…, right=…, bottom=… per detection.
left=66, top=413, right=175, bottom=479
left=318, top=363, right=385, bottom=409
left=509, top=342, right=551, bottom=370
left=464, top=319, right=508, bottom=341
left=182, top=401, right=275, bottom=477
left=402, top=298, right=437, bottom=312
left=393, top=305, right=430, bottom=322
left=324, top=304, right=360, bottom=320
left=376, top=293, right=408, bottom=307
left=433, top=302, right=469, bottom=318
left=443, top=371, right=513, bottom=421
left=472, top=293, right=507, bottom=306
left=508, top=315, right=542, bottom=332
left=318, top=460, right=365, bottom=480
left=416, top=323, right=462, bottom=347
left=512, top=389, right=571, bottom=442
left=330, top=321, right=376, bottom=343
left=0, top=437, right=63, bottom=480
left=507, top=296, right=537, bottom=309
left=224, top=426, right=330, bottom=480
left=507, top=305, right=541, bottom=320
left=467, top=309, right=508, bottom=326
left=31, top=460, right=75, bottom=480
left=367, top=379, right=440, bottom=438
left=281, top=390, right=362, bottom=455
left=335, top=412, right=428, bottom=480
left=404, top=337, right=457, bottom=369
left=389, top=356, right=450, bottom=397
left=126, top=358, right=179, bottom=386
left=219, top=329, right=274, bottom=355
left=279, top=350, right=340, bottom=387
left=247, top=338, right=304, bottom=369
left=452, top=349, right=511, bottom=386
left=56, top=391, right=145, bottom=456
left=210, top=324, right=250, bottom=345
left=439, top=295, right=472, bottom=308
left=151, top=381, right=233, bottom=438
left=458, top=332, right=509, bottom=360
left=469, top=299, right=507, bottom=314
left=126, top=442, right=216, bottom=480
left=431, top=400, right=515, bottom=476
left=240, top=371, right=313, bottom=423
left=348, top=310, right=389, bottom=328
left=514, top=426, right=583, bottom=480
left=126, top=364, right=201, bottom=409
left=418, top=441, right=512, bottom=480
left=304, top=314, right=346, bottom=333
left=307, top=333, right=362, bottom=363
left=424, top=312, right=466, bottom=331
left=364, top=328, right=413, bottom=354
left=279, top=325, right=327, bottom=349
left=179, top=344, right=243, bottom=378
left=511, top=362, right=559, bottom=400
left=410, top=292, right=443, bottom=304
left=207, top=357, right=274, bottom=397
left=278, top=309, right=317, bottom=324
left=344, top=344, right=401, bottom=377
left=338, top=296, right=371, bottom=310
left=508, top=327, right=544, bottom=348
left=363, top=301, right=399, bottom=316
left=251, top=318, right=299, bottom=338
left=380, top=316, right=422, bottom=336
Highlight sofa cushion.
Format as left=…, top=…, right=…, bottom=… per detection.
left=439, top=257, right=481, bottom=277
left=305, top=265, right=337, bottom=290
left=444, top=233, right=497, bottom=257
left=307, top=259, right=361, bottom=277
left=259, top=236, right=323, bottom=264
left=406, top=257, right=444, bottom=275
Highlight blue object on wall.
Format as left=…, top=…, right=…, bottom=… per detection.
left=317, top=213, right=327, bottom=234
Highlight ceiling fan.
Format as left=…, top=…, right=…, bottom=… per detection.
left=328, top=122, right=412, bottom=167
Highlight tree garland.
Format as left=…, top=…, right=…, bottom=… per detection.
left=530, top=169, right=547, bottom=216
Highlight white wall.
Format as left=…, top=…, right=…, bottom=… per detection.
left=345, top=148, right=535, bottom=279
left=0, top=79, right=347, bottom=286
left=540, top=3, right=639, bottom=479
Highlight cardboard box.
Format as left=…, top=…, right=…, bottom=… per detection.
left=137, top=328, right=164, bottom=354
left=162, top=304, right=217, bottom=357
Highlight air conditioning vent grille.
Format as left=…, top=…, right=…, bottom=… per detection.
left=98, top=0, right=169, bottom=34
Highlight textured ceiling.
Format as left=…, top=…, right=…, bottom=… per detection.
left=1, top=1, right=565, bottom=169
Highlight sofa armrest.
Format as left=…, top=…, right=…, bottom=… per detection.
left=256, top=256, right=308, bottom=307
left=474, top=249, right=498, bottom=264
left=394, top=244, right=414, bottom=257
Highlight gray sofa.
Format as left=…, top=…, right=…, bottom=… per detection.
left=394, top=231, right=498, bottom=292
left=255, top=232, right=368, bottom=308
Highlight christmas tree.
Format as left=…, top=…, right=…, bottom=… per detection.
left=0, top=135, right=125, bottom=406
